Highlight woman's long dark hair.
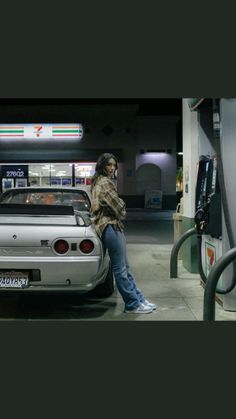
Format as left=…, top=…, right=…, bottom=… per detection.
left=91, top=153, right=118, bottom=190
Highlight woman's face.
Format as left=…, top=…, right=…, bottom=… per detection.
left=105, top=158, right=117, bottom=178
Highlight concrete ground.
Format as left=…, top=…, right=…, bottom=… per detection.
left=57, top=243, right=236, bottom=321
left=1, top=209, right=236, bottom=321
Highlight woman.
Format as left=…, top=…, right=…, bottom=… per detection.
left=90, top=153, right=156, bottom=314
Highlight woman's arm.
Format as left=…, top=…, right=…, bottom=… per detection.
left=100, top=178, right=126, bottom=220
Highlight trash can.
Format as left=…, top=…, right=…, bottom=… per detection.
left=173, top=198, right=183, bottom=259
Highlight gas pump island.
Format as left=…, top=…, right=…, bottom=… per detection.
left=172, top=99, right=236, bottom=317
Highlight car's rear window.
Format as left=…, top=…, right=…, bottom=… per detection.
left=0, top=190, right=91, bottom=212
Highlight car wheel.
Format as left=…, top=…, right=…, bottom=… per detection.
left=92, top=262, right=115, bottom=298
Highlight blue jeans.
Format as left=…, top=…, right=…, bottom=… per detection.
left=102, top=224, right=146, bottom=310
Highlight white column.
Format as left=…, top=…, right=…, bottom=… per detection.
left=182, top=99, right=199, bottom=219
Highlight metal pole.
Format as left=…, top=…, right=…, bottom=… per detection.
left=170, top=227, right=196, bottom=278
left=203, top=247, right=236, bottom=321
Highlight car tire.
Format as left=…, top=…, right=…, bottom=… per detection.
left=92, top=262, right=115, bottom=298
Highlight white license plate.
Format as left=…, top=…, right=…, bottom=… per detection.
left=0, top=271, right=29, bottom=289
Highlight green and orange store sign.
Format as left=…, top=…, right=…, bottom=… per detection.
left=0, top=124, right=83, bottom=140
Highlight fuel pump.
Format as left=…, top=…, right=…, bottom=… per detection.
left=196, top=99, right=236, bottom=295
left=171, top=99, right=236, bottom=305
left=203, top=99, right=236, bottom=317
left=210, top=99, right=236, bottom=294
left=194, top=154, right=222, bottom=286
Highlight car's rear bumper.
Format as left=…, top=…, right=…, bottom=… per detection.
left=0, top=256, right=109, bottom=292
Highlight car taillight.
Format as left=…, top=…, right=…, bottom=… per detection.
left=54, top=239, right=69, bottom=254
left=79, top=239, right=94, bottom=254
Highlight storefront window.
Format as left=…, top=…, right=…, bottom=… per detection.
left=74, top=163, right=96, bottom=186
left=29, top=163, right=73, bottom=187
left=1, top=162, right=96, bottom=191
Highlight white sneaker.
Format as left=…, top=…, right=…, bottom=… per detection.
left=144, top=299, right=156, bottom=310
left=124, top=303, right=153, bottom=314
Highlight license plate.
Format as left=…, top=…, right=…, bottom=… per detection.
left=0, top=271, right=29, bottom=289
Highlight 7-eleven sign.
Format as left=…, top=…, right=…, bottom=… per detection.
left=0, top=124, right=83, bottom=140
left=34, top=125, right=43, bottom=137
left=205, top=242, right=216, bottom=276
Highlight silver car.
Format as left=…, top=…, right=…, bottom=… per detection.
left=0, top=187, right=114, bottom=297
